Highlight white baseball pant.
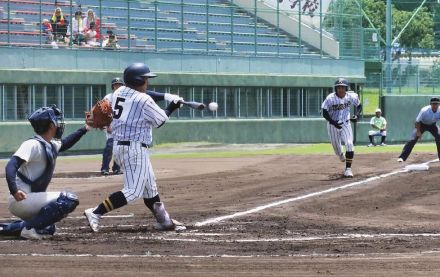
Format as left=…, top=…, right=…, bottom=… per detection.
left=327, top=121, right=354, bottom=158
left=113, top=141, right=158, bottom=203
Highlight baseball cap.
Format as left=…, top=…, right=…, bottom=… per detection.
left=430, top=97, right=440, bottom=104
left=375, top=108, right=382, bottom=113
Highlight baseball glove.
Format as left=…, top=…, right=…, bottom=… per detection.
left=85, top=99, right=113, bottom=128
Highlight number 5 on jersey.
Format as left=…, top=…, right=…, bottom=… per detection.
left=113, top=97, right=126, bottom=120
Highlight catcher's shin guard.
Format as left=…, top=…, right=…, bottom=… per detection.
left=25, top=191, right=79, bottom=230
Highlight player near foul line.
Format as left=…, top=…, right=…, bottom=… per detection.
left=321, top=78, right=362, bottom=178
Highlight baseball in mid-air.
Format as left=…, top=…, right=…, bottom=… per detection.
left=208, top=102, right=218, bottom=111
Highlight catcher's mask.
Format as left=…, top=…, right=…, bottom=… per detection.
left=123, top=63, right=157, bottom=87
left=28, top=105, right=65, bottom=139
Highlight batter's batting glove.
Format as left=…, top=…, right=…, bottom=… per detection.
left=350, top=115, right=358, bottom=123
left=164, top=99, right=182, bottom=116
left=331, top=120, right=343, bottom=129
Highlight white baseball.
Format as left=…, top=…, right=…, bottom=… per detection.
left=208, top=102, right=218, bottom=111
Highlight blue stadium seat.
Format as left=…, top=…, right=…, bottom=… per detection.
left=0, top=0, right=317, bottom=56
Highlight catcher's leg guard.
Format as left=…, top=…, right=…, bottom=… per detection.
left=24, top=191, right=79, bottom=230
left=0, top=220, right=25, bottom=235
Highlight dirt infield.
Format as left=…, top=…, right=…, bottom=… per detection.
left=1, top=149, right=440, bottom=276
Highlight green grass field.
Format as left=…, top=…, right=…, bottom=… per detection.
left=56, top=142, right=438, bottom=160
left=361, top=90, right=380, bottom=115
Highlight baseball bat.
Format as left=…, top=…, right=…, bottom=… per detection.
left=179, top=101, right=206, bottom=111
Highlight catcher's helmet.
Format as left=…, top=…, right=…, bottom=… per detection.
left=123, top=63, right=157, bottom=87
left=334, top=78, right=349, bottom=91
left=111, top=77, right=124, bottom=88
left=28, top=105, right=65, bottom=138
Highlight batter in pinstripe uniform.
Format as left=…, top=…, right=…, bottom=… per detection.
left=84, top=63, right=185, bottom=232
left=321, top=78, right=362, bottom=177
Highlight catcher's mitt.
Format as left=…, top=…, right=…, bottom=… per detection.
left=85, top=99, right=113, bottom=128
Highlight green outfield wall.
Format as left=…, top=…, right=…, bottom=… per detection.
left=0, top=117, right=399, bottom=155
left=381, top=95, right=437, bottom=144
left=0, top=95, right=434, bottom=155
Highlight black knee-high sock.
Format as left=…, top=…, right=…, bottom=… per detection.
left=93, top=191, right=127, bottom=215
left=369, top=135, right=374, bottom=144
left=381, top=136, right=386, bottom=143
left=345, top=151, right=354, bottom=168
left=143, top=194, right=161, bottom=213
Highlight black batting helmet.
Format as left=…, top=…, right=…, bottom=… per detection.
left=123, top=63, right=157, bottom=87
left=28, top=105, right=65, bottom=138
left=334, top=78, right=349, bottom=91
left=111, top=77, right=124, bottom=88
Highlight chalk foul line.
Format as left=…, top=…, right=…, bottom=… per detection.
left=195, top=159, right=438, bottom=227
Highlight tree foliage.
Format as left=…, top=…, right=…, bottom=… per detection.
left=362, top=0, right=434, bottom=49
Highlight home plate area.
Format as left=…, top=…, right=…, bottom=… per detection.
left=1, top=152, right=440, bottom=275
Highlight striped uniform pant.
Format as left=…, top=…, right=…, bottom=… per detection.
left=113, top=141, right=158, bottom=203
left=326, top=121, right=354, bottom=158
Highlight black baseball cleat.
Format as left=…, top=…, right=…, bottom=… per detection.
left=101, top=170, right=109, bottom=176
left=112, top=169, right=122, bottom=175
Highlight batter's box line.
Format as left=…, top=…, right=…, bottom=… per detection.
left=0, top=213, right=134, bottom=222
left=194, top=159, right=438, bottom=227
left=1, top=251, right=440, bottom=259
left=9, top=232, right=440, bottom=245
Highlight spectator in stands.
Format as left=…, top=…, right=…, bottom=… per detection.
left=41, top=19, right=54, bottom=44
left=84, top=22, right=98, bottom=47
left=102, top=30, right=120, bottom=49
left=67, top=11, right=85, bottom=45
left=83, top=9, right=100, bottom=41
left=50, top=7, right=68, bottom=42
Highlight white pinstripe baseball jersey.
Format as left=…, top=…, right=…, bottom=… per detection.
left=321, top=91, right=360, bottom=122
left=110, top=86, right=168, bottom=145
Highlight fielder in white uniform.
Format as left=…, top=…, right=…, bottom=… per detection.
left=84, top=63, right=185, bottom=232
left=100, top=77, right=124, bottom=175
left=321, top=78, right=362, bottom=177
left=0, top=105, right=90, bottom=240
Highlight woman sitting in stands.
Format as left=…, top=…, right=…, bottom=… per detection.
left=84, top=22, right=99, bottom=47
left=50, top=7, right=68, bottom=41
left=83, top=9, right=101, bottom=41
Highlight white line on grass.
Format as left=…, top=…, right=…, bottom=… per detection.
left=195, top=159, right=438, bottom=227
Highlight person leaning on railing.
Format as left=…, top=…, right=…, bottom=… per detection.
left=50, top=7, right=68, bottom=42
left=102, top=30, right=120, bottom=49
left=41, top=19, right=54, bottom=44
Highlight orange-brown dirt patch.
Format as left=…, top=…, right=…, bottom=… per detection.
left=0, top=151, right=440, bottom=276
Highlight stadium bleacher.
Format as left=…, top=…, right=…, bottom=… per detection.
left=0, top=0, right=318, bottom=56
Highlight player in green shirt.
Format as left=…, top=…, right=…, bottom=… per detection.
left=368, top=108, right=387, bottom=147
